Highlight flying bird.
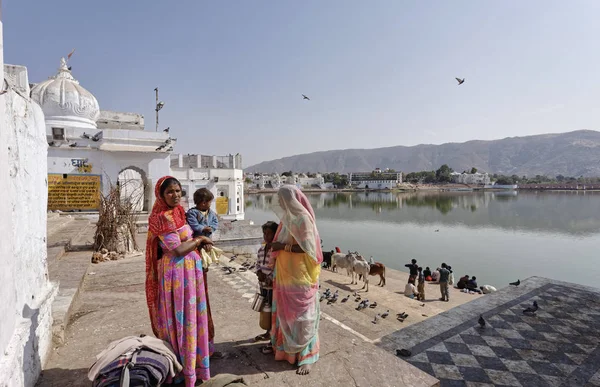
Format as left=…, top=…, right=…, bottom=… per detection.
left=478, top=315, right=486, bottom=328
left=302, top=94, right=310, bottom=100
left=509, top=279, right=521, bottom=287
left=523, top=301, right=539, bottom=315
left=455, top=77, right=465, bottom=85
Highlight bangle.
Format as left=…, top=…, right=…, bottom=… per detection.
left=195, top=238, right=201, bottom=247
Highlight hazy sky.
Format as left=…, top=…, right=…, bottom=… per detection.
left=4, top=1, right=600, bottom=166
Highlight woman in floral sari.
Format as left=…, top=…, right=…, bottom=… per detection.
left=145, top=176, right=213, bottom=386
left=265, top=185, right=322, bottom=375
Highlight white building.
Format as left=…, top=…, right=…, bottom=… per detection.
left=31, top=58, right=244, bottom=219
left=349, top=170, right=402, bottom=190
left=250, top=173, right=283, bottom=190
left=1, top=36, right=57, bottom=387
left=451, top=172, right=491, bottom=185
left=170, top=154, right=244, bottom=220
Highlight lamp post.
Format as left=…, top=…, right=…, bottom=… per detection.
left=154, top=87, right=165, bottom=132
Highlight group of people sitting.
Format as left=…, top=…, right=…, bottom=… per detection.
left=145, top=178, right=323, bottom=386
left=402, top=259, right=498, bottom=302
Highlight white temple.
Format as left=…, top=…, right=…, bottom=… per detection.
left=31, top=58, right=244, bottom=219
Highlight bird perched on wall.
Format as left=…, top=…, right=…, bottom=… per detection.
left=510, top=279, right=521, bottom=287
left=523, top=301, right=539, bottom=315
left=156, top=145, right=165, bottom=151
left=69, top=142, right=77, bottom=147
left=302, top=94, right=310, bottom=100
left=455, top=77, right=465, bottom=85
left=478, top=315, right=486, bottom=328
left=82, top=132, right=91, bottom=139
left=91, top=132, right=102, bottom=142
left=163, top=127, right=170, bottom=133
left=48, top=141, right=55, bottom=146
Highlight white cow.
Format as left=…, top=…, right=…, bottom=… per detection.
left=331, top=252, right=356, bottom=277
left=353, top=255, right=370, bottom=291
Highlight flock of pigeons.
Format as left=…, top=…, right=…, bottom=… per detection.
left=320, top=288, right=411, bottom=324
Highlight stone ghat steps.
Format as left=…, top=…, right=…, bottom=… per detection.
left=46, top=216, right=95, bottom=346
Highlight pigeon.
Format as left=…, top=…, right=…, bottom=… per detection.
left=327, top=296, right=338, bottom=305
left=455, top=77, right=465, bottom=85
left=397, top=312, right=408, bottom=319
left=302, top=94, right=310, bottom=100
left=69, top=142, right=77, bottom=147
left=48, top=141, right=55, bottom=146
left=163, top=127, right=170, bottom=133
left=320, top=294, right=326, bottom=302
left=91, top=132, right=102, bottom=141
left=381, top=310, right=389, bottom=319
left=341, top=295, right=349, bottom=303
left=435, top=229, right=440, bottom=232
left=372, top=314, right=381, bottom=324
left=523, top=301, right=539, bottom=315
left=82, top=132, right=91, bottom=139
left=510, top=279, right=521, bottom=287
left=68, top=66, right=72, bottom=71
left=156, top=145, right=165, bottom=151
left=478, top=315, right=486, bottom=328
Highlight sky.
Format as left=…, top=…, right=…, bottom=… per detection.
left=4, top=1, right=600, bottom=167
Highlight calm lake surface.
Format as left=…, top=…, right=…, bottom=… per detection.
left=245, top=191, right=600, bottom=289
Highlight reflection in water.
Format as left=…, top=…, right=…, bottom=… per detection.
left=246, top=191, right=600, bottom=236
left=246, top=191, right=600, bottom=288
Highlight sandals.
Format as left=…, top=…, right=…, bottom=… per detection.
left=261, top=345, right=274, bottom=355
left=254, top=333, right=270, bottom=342
left=210, top=351, right=226, bottom=359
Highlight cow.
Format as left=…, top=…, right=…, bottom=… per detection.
left=369, top=262, right=386, bottom=286
left=358, top=262, right=387, bottom=287
left=352, top=257, right=371, bottom=291
left=322, top=250, right=334, bottom=269
left=331, top=252, right=356, bottom=277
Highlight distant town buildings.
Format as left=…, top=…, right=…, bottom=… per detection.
left=248, top=173, right=332, bottom=190
left=451, top=171, right=491, bottom=185
left=349, top=169, right=402, bottom=189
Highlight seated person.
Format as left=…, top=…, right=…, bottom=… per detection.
left=404, top=281, right=419, bottom=299
left=457, top=275, right=470, bottom=289
left=423, top=266, right=432, bottom=280
left=430, top=268, right=440, bottom=283
left=467, top=276, right=482, bottom=293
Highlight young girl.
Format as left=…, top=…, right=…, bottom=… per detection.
left=254, top=221, right=279, bottom=341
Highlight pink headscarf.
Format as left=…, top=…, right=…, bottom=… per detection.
left=272, top=185, right=323, bottom=264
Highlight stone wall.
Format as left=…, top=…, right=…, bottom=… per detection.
left=0, top=30, right=57, bottom=386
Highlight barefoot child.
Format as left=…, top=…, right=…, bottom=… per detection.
left=417, top=266, right=426, bottom=301
left=254, top=221, right=278, bottom=341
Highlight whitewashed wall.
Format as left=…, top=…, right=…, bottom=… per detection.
left=0, top=58, right=57, bottom=386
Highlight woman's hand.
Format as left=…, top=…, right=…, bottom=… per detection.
left=270, top=242, right=285, bottom=251
left=195, top=236, right=213, bottom=247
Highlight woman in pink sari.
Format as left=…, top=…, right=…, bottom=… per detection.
left=264, top=185, right=322, bottom=375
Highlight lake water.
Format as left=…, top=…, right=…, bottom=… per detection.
left=244, top=191, right=600, bottom=289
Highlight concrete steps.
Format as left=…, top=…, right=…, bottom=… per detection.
left=46, top=215, right=95, bottom=346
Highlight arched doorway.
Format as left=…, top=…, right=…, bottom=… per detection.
left=118, top=167, right=147, bottom=212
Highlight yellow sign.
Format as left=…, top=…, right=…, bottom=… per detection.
left=48, top=174, right=101, bottom=211
left=216, top=196, right=229, bottom=215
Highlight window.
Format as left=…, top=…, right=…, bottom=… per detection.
left=52, top=127, right=65, bottom=140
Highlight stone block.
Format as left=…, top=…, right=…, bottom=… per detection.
left=3, top=64, right=30, bottom=95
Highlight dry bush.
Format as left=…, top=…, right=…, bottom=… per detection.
left=93, top=179, right=142, bottom=254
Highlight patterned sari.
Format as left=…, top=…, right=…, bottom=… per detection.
left=145, top=177, right=211, bottom=386
left=270, top=185, right=323, bottom=366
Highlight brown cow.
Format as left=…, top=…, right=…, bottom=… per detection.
left=359, top=262, right=386, bottom=286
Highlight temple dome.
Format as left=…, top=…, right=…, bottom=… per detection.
left=31, top=58, right=100, bottom=129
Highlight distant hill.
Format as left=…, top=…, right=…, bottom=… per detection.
left=246, top=130, right=600, bottom=177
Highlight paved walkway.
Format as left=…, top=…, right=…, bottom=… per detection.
left=37, top=252, right=438, bottom=387
left=379, top=277, right=600, bottom=386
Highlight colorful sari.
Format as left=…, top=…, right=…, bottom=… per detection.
left=270, top=185, right=322, bottom=366
left=145, top=176, right=211, bottom=386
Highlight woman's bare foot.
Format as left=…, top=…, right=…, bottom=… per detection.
left=297, top=364, right=312, bottom=375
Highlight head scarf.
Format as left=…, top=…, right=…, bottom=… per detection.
left=145, top=176, right=186, bottom=335
left=272, top=185, right=323, bottom=264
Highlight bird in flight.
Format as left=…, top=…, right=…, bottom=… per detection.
left=302, top=94, right=310, bottom=100
left=455, top=78, right=465, bottom=85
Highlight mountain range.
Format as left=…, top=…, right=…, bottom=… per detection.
left=246, top=130, right=600, bottom=177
